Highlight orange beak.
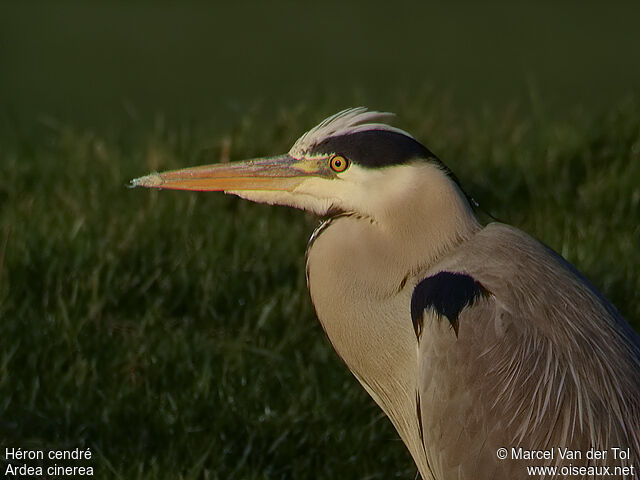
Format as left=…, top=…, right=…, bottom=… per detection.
left=131, top=155, right=326, bottom=192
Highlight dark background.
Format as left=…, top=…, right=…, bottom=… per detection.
left=2, top=1, right=640, bottom=128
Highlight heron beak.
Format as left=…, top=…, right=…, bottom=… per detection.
left=131, top=155, right=326, bottom=192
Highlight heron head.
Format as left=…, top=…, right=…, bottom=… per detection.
left=131, top=108, right=452, bottom=218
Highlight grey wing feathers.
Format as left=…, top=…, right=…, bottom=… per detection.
left=414, top=223, right=640, bottom=480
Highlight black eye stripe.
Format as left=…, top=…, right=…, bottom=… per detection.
left=311, top=130, right=437, bottom=168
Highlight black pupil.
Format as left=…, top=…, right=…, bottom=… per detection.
left=334, top=159, right=342, bottom=167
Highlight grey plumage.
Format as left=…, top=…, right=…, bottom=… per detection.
left=132, top=108, right=640, bottom=479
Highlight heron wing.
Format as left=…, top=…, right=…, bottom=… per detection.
left=414, top=223, right=640, bottom=480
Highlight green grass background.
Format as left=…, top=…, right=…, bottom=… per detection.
left=1, top=2, right=640, bottom=479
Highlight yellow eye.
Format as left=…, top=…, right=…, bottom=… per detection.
left=330, top=155, right=349, bottom=173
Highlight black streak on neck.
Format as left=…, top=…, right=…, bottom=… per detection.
left=411, top=271, right=489, bottom=338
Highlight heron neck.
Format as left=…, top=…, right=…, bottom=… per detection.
left=304, top=164, right=480, bottom=475
left=310, top=164, right=481, bottom=300
left=372, top=163, right=481, bottom=281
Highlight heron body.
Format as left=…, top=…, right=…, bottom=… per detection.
left=133, top=108, right=640, bottom=479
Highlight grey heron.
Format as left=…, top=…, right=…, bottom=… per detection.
left=132, top=108, right=640, bottom=479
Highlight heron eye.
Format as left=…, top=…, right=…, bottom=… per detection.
left=330, top=155, right=349, bottom=173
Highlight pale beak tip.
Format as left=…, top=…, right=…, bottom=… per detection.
left=130, top=173, right=164, bottom=189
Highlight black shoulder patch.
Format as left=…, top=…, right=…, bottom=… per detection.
left=310, top=129, right=437, bottom=168
left=411, top=271, right=489, bottom=338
